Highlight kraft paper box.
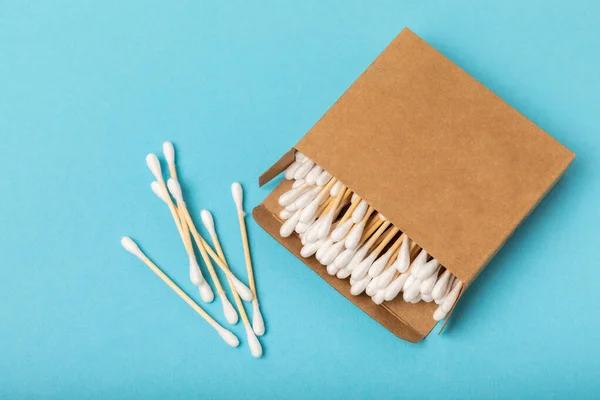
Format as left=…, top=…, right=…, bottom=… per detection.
left=253, top=28, right=575, bottom=342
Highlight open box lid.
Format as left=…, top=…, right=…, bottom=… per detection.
left=260, top=28, right=574, bottom=286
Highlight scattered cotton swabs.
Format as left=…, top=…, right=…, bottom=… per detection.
left=124, top=141, right=264, bottom=358
left=278, top=151, right=463, bottom=322
left=120, top=237, right=239, bottom=347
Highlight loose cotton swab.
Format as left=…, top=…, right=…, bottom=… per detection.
left=167, top=178, right=238, bottom=323
left=232, top=182, right=265, bottom=336
left=201, top=210, right=263, bottom=358
left=120, top=236, right=239, bottom=347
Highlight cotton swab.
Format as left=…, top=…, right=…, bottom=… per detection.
left=200, top=210, right=263, bottom=358
left=152, top=177, right=253, bottom=302
left=120, top=237, right=239, bottom=347
left=166, top=178, right=242, bottom=323
left=232, top=182, right=265, bottom=337
left=146, top=155, right=214, bottom=303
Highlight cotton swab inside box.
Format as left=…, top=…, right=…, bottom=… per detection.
left=277, top=151, right=463, bottom=322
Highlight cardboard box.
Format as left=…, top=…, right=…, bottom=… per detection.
left=253, top=28, right=575, bottom=342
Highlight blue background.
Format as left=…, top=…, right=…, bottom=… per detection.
left=1, top=1, right=598, bottom=398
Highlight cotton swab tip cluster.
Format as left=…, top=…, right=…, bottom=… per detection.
left=279, top=151, right=463, bottom=323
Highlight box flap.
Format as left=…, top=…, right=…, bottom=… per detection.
left=294, top=28, right=575, bottom=284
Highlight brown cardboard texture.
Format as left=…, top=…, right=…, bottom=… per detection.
left=253, top=28, right=575, bottom=342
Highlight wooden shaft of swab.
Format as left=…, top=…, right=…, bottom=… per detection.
left=179, top=207, right=226, bottom=294
left=316, top=196, right=334, bottom=217
left=327, top=185, right=347, bottom=217
left=209, top=232, right=253, bottom=329
left=136, top=252, right=222, bottom=330
left=360, top=218, right=385, bottom=244
left=383, top=233, right=406, bottom=267
left=338, top=194, right=360, bottom=224
left=373, top=226, right=400, bottom=255
left=364, top=221, right=391, bottom=250
left=237, top=211, right=257, bottom=297
left=182, top=211, right=237, bottom=292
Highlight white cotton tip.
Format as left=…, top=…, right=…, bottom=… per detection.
left=162, top=141, right=175, bottom=166
left=150, top=181, right=167, bottom=203
left=351, top=253, right=376, bottom=281
left=300, top=239, right=324, bottom=258
left=368, top=248, right=393, bottom=278
left=317, top=214, right=334, bottom=240
left=292, top=179, right=305, bottom=189
left=221, top=295, right=238, bottom=324
left=383, top=274, right=408, bottom=301
left=217, top=327, right=240, bottom=347
left=403, top=275, right=416, bottom=291
left=351, top=193, right=358, bottom=202
left=246, top=325, right=263, bottom=358
left=345, top=221, right=365, bottom=249
left=279, top=184, right=307, bottom=206
left=365, top=275, right=380, bottom=296
left=331, top=219, right=354, bottom=242
left=378, top=214, right=387, bottom=221
left=333, top=247, right=357, bottom=269
left=441, top=280, right=463, bottom=313
left=315, top=238, right=334, bottom=262
left=376, top=266, right=397, bottom=289
left=350, top=275, right=371, bottom=296
left=294, top=159, right=314, bottom=180
left=321, top=241, right=345, bottom=266
left=345, top=246, right=368, bottom=273
left=299, top=198, right=320, bottom=223
left=330, top=181, right=343, bottom=196
left=336, top=266, right=352, bottom=279
left=252, top=302, right=265, bottom=336
left=351, top=200, right=369, bottom=223
left=316, top=171, right=333, bottom=187
left=231, top=182, right=244, bottom=212
left=285, top=160, right=301, bottom=180
left=415, top=259, right=440, bottom=280
left=231, top=277, right=254, bottom=302
left=393, top=237, right=411, bottom=273
left=305, top=165, right=323, bottom=185
left=279, top=208, right=293, bottom=220
left=167, top=178, right=184, bottom=204
left=372, top=289, right=386, bottom=305
left=410, top=294, right=422, bottom=303
left=295, top=151, right=306, bottom=161
left=410, top=249, right=429, bottom=277
left=199, top=282, right=214, bottom=303
left=280, top=210, right=301, bottom=237
left=433, top=305, right=449, bottom=321
left=121, top=236, right=143, bottom=259
left=326, top=263, right=341, bottom=276
left=420, top=266, right=441, bottom=295
left=304, top=218, right=324, bottom=244
left=293, top=187, right=320, bottom=209
left=432, top=269, right=452, bottom=301
left=189, top=258, right=204, bottom=286
left=200, top=210, right=216, bottom=236
left=422, top=293, right=434, bottom=302
left=295, top=220, right=312, bottom=234
left=145, top=153, right=163, bottom=182
left=403, top=280, right=422, bottom=303
left=349, top=277, right=356, bottom=285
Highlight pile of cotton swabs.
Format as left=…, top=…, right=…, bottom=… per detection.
left=121, top=142, right=265, bottom=358
left=279, top=151, right=463, bottom=322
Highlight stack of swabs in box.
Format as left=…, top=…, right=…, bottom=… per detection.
left=279, top=151, right=463, bottom=321
left=121, top=142, right=265, bottom=358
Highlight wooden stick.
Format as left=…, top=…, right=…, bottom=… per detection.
left=338, top=194, right=361, bottom=225
left=120, top=237, right=238, bottom=347
left=232, top=182, right=265, bottom=336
